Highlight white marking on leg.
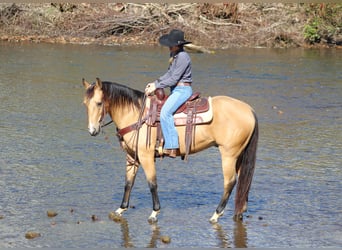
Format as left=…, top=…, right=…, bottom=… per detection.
left=115, top=207, right=127, bottom=216
left=148, top=210, right=160, bottom=223
left=209, top=211, right=224, bottom=223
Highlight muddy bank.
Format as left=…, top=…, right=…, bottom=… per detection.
left=0, top=3, right=341, bottom=49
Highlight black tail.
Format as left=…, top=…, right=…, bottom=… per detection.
left=235, top=111, right=258, bottom=217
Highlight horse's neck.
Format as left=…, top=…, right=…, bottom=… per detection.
left=108, top=105, right=140, bottom=129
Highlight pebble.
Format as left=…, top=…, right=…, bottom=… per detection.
left=25, top=231, right=41, bottom=239
left=47, top=210, right=58, bottom=217
left=160, top=235, right=171, bottom=244
left=91, top=215, right=99, bottom=221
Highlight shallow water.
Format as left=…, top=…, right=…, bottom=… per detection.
left=0, top=42, right=341, bottom=247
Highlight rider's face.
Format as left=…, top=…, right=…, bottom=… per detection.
left=169, top=45, right=180, bottom=53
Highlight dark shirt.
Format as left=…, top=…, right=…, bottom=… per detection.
left=154, top=50, right=192, bottom=88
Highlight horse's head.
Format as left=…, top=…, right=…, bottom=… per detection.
left=82, top=78, right=105, bottom=136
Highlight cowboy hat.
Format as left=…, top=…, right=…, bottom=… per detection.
left=159, top=29, right=192, bottom=47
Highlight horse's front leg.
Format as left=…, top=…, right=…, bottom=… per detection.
left=115, top=153, right=139, bottom=216
left=140, top=154, right=160, bottom=223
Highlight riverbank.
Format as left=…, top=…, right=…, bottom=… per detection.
left=1, top=3, right=341, bottom=49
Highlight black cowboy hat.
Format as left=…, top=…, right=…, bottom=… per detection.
left=159, top=29, right=192, bottom=47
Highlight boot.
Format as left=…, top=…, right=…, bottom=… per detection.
left=163, top=148, right=178, bottom=158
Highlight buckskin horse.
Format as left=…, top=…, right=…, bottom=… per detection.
left=82, top=77, right=258, bottom=223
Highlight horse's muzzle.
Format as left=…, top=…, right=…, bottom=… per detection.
left=88, top=126, right=100, bottom=136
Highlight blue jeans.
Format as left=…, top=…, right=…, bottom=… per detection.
left=160, top=86, right=192, bottom=149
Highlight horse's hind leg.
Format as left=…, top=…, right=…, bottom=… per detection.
left=210, top=153, right=237, bottom=223
left=115, top=154, right=139, bottom=216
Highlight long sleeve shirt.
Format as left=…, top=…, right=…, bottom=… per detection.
left=154, top=50, right=192, bottom=89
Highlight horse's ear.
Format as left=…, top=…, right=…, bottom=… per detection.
left=95, top=77, right=102, bottom=89
left=82, top=78, right=91, bottom=89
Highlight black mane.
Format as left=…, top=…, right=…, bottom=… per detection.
left=90, top=81, right=145, bottom=109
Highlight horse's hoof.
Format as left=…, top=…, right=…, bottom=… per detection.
left=209, top=211, right=224, bottom=223
left=148, top=216, right=158, bottom=224
left=108, top=211, right=123, bottom=222
left=233, top=213, right=243, bottom=221
left=209, top=218, right=217, bottom=224
left=148, top=210, right=159, bottom=224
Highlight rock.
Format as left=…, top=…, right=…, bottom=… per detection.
left=47, top=210, right=58, bottom=217
left=160, top=235, right=171, bottom=244
left=25, top=231, right=41, bottom=239
left=91, top=215, right=99, bottom=221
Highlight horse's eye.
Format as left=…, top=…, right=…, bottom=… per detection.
left=96, top=102, right=102, bottom=107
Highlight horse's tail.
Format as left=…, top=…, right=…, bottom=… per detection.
left=235, top=111, right=258, bottom=217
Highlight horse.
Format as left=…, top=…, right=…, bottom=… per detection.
left=82, top=77, right=258, bottom=223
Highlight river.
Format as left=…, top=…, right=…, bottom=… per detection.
left=0, top=42, right=341, bottom=247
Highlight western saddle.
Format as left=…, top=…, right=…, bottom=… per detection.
left=146, top=88, right=210, bottom=161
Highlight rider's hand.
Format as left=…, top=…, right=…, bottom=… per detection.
left=145, top=82, right=156, bottom=96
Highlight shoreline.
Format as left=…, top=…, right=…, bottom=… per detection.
left=1, top=35, right=340, bottom=50
left=1, top=3, right=341, bottom=50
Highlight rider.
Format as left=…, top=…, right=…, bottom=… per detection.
left=145, top=29, right=193, bottom=158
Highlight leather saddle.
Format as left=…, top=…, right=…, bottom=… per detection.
left=146, top=88, right=210, bottom=126
left=145, top=88, right=212, bottom=161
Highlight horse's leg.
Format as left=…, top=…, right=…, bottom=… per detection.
left=139, top=156, right=160, bottom=223
left=210, top=151, right=237, bottom=223
left=115, top=154, right=139, bottom=216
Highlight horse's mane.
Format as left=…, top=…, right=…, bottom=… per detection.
left=87, top=81, right=145, bottom=109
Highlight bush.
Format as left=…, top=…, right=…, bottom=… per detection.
left=304, top=18, right=321, bottom=43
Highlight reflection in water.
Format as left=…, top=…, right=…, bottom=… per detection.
left=147, top=224, right=161, bottom=248
left=113, top=215, right=247, bottom=248
left=233, top=221, right=248, bottom=248
left=112, top=216, right=161, bottom=248
left=212, top=221, right=247, bottom=248
left=212, top=223, right=231, bottom=247
left=117, top=217, right=133, bottom=248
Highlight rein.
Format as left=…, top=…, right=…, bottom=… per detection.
left=101, top=120, right=113, bottom=127
left=102, top=94, right=148, bottom=164
left=133, top=94, right=147, bottom=161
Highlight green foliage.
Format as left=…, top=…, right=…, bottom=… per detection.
left=303, top=3, right=342, bottom=44
left=304, top=18, right=321, bottom=43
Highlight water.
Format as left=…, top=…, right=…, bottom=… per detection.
left=0, top=42, right=341, bottom=247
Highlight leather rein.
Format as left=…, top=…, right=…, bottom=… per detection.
left=101, top=95, right=148, bottom=163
